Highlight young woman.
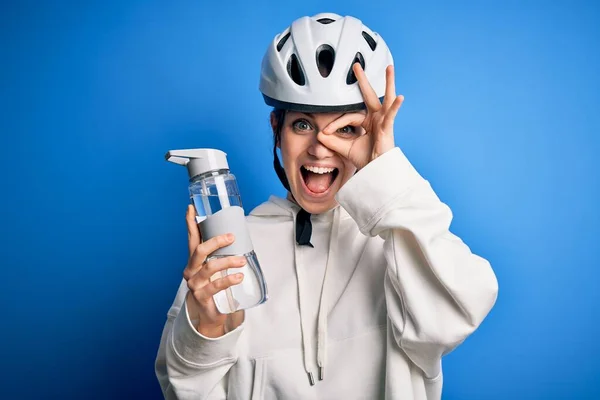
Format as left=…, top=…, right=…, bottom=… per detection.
left=155, top=13, right=498, bottom=400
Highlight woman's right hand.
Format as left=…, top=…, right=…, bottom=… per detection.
left=183, top=205, right=245, bottom=338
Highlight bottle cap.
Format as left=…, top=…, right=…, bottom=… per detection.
left=165, top=148, right=229, bottom=179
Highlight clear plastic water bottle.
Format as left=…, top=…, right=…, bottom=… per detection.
left=166, top=148, right=268, bottom=314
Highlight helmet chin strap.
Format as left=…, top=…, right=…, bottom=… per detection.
left=274, top=145, right=314, bottom=248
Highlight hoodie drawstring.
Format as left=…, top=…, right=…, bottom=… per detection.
left=293, top=211, right=316, bottom=385
left=316, top=206, right=340, bottom=382
left=292, top=206, right=340, bottom=386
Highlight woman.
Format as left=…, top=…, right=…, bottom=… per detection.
left=155, top=12, right=498, bottom=400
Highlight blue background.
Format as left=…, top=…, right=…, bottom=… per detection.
left=1, top=0, right=599, bottom=399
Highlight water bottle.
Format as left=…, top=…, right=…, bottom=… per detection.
left=165, top=148, right=268, bottom=314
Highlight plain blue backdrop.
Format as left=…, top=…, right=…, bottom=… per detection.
left=1, top=0, right=599, bottom=399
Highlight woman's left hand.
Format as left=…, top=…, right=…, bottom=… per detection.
left=317, top=63, right=404, bottom=171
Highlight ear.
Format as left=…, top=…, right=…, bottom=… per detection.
left=270, top=111, right=281, bottom=148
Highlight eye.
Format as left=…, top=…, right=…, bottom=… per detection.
left=337, top=125, right=357, bottom=136
left=292, top=119, right=313, bottom=132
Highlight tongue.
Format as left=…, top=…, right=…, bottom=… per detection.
left=305, top=171, right=333, bottom=193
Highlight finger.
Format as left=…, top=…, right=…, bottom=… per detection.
left=196, top=273, right=245, bottom=303
left=382, top=95, right=405, bottom=133
left=187, top=255, right=244, bottom=289
left=382, top=65, right=396, bottom=110
left=184, top=234, right=235, bottom=280
left=354, top=63, right=382, bottom=112
left=200, top=233, right=235, bottom=259
left=317, top=131, right=355, bottom=160
left=322, top=113, right=366, bottom=135
left=186, top=205, right=201, bottom=258
left=198, top=255, right=247, bottom=282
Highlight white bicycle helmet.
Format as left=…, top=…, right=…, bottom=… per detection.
left=259, top=12, right=394, bottom=112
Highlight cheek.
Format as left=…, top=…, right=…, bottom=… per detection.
left=344, top=159, right=357, bottom=175
left=340, top=162, right=357, bottom=183
left=280, top=131, right=307, bottom=166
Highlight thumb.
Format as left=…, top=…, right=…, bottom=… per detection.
left=317, top=131, right=354, bottom=160
left=186, top=204, right=202, bottom=258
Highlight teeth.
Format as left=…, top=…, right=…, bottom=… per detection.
left=304, top=165, right=335, bottom=174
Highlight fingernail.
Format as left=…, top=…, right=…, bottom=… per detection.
left=234, top=273, right=244, bottom=280
left=227, top=233, right=234, bottom=241
left=237, top=257, right=246, bottom=264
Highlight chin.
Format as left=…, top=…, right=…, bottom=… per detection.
left=295, top=196, right=338, bottom=215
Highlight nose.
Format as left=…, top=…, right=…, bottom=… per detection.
left=307, top=131, right=335, bottom=159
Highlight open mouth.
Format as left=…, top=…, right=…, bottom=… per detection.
left=300, top=165, right=340, bottom=195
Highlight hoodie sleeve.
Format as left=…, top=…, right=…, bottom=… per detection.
left=155, top=278, right=244, bottom=400
left=335, top=147, right=498, bottom=379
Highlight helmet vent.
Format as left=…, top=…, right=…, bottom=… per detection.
left=287, top=54, right=306, bottom=86
left=317, top=18, right=336, bottom=24
left=277, top=32, right=291, bottom=52
left=316, top=45, right=335, bottom=78
left=362, top=31, right=377, bottom=51
left=346, top=52, right=365, bottom=85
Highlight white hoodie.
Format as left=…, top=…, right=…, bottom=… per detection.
left=155, top=147, right=498, bottom=399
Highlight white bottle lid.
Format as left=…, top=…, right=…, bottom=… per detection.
left=165, top=148, right=229, bottom=179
